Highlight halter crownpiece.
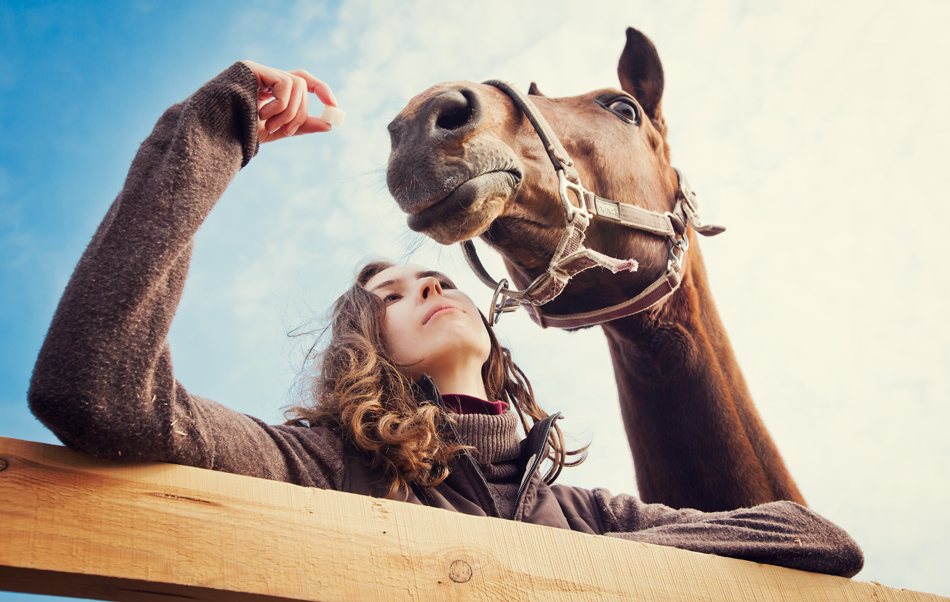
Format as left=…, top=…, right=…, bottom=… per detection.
left=463, top=80, right=725, bottom=329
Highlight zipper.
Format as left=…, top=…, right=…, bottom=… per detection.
left=421, top=375, right=503, bottom=518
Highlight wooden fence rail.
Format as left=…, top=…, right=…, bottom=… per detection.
left=0, top=436, right=945, bottom=602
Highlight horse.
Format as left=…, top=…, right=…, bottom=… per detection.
left=385, top=26, right=804, bottom=512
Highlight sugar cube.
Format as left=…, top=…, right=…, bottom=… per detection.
left=320, top=105, right=346, bottom=127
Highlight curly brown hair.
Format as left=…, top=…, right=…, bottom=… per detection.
left=284, top=260, right=586, bottom=497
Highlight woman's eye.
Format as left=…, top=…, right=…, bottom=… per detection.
left=440, top=280, right=455, bottom=290
left=383, top=293, right=401, bottom=304
left=607, top=99, right=638, bottom=122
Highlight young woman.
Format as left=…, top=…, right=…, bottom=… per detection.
left=27, top=60, right=863, bottom=578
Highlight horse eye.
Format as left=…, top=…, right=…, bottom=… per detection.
left=608, top=99, right=638, bottom=122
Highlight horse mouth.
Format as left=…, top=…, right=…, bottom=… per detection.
left=406, top=170, right=522, bottom=243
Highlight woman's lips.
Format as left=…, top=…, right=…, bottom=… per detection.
left=424, top=304, right=461, bottom=325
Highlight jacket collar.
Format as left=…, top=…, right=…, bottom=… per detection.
left=418, top=374, right=562, bottom=520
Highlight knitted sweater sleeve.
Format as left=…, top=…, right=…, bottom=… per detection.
left=28, top=63, right=345, bottom=490
left=594, top=490, right=863, bottom=577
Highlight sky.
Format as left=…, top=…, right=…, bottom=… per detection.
left=1, top=0, right=949, bottom=599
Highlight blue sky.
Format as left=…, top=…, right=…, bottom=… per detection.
left=0, top=0, right=270, bottom=436
left=2, top=0, right=949, bottom=600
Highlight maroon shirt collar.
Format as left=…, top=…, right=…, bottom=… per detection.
left=441, top=393, right=510, bottom=416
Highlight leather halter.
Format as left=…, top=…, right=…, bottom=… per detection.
left=462, top=80, right=725, bottom=329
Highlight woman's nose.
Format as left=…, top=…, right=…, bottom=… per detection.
left=418, top=277, right=444, bottom=301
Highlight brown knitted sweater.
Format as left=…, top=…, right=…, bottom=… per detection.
left=28, top=63, right=863, bottom=578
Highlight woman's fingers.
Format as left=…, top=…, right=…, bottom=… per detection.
left=296, top=116, right=333, bottom=135
left=263, top=76, right=305, bottom=134
left=282, top=81, right=310, bottom=136
left=258, top=117, right=330, bottom=144
left=242, top=60, right=338, bottom=143
left=258, top=74, right=298, bottom=123
left=288, top=69, right=337, bottom=107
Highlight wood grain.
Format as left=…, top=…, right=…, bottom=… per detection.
left=0, top=436, right=945, bottom=602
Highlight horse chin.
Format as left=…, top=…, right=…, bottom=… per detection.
left=406, top=171, right=516, bottom=244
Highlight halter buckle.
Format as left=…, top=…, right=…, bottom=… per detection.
left=489, top=278, right=520, bottom=325
left=557, top=169, right=591, bottom=223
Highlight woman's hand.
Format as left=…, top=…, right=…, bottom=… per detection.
left=241, top=60, right=338, bottom=143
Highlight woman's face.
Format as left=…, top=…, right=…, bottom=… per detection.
left=364, top=264, right=491, bottom=384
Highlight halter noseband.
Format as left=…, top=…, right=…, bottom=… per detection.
left=463, top=80, right=725, bottom=329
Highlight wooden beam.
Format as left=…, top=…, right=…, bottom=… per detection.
left=0, top=436, right=944, bottom=602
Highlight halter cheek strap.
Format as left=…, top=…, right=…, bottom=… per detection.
left=465, top=80, right=724, bottom=329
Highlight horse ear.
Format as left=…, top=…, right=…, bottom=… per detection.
left=617, top=27, right=665, bottom=122
left=528, top=82, right=545, bottom=96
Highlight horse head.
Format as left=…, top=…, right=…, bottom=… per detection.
left=387, top=27, right=691, bottom=323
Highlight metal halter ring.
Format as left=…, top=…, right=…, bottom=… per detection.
left=489, top=278, right=520, bottom=325
left=668, top=235, right=689, bottom=272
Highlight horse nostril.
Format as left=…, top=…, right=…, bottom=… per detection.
left=432, top=89, right=479, bottom=133
left=436, top=103, right=473, bottom=131
left=387, top=118, right=403, bottom=148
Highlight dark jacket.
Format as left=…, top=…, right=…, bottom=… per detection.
left=28, top=62, right=863, bottom=578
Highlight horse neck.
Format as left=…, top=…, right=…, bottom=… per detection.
left=600, top=238, right=805, bottom=511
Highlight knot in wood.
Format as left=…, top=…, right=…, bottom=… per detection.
left=448, top=560, right=473, bottom=583
left=0, top=458, right=7, bottom=472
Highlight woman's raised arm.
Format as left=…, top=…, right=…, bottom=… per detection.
left=28, top=62, right=345, bottom=489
